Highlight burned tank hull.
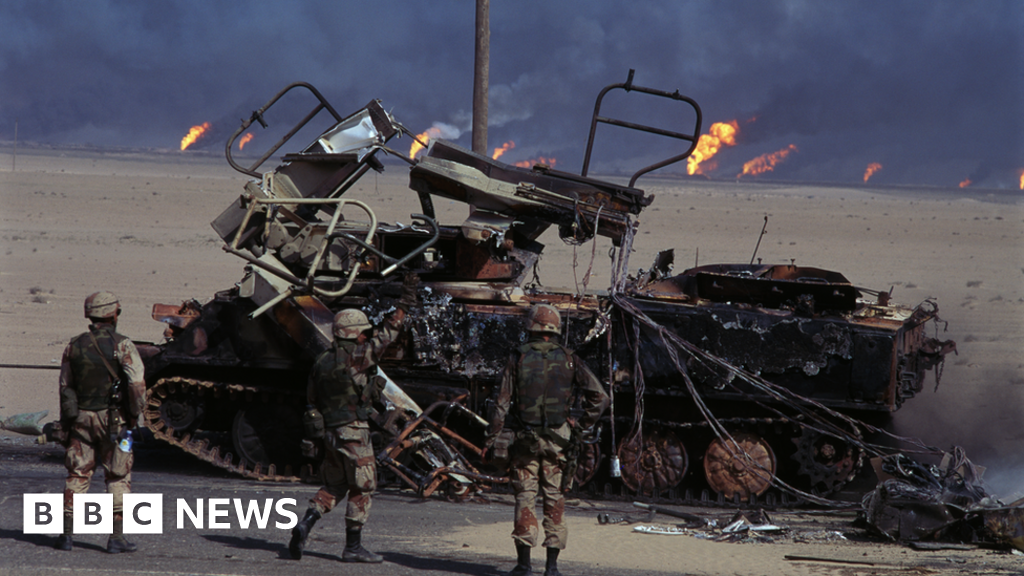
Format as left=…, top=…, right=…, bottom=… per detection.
left=628, top=263, right=942, bottom=412
left=138, top=78, right=954, bottom=503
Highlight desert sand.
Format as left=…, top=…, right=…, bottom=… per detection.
left=1, top=145, right=1022, bottom=575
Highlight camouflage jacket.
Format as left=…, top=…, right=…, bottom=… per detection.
left=307, top=311, right=404, bottom=427
left=486, top=336, right=609, bottom=447
left=59, top=323, right=146, bottom=418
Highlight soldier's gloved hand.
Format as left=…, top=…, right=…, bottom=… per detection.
left=49, top=420, right=71, bottom=446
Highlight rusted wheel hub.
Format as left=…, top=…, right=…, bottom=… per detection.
left=703, top=433, right=776, bottom=500
left=618, top=430, right=687, bottom=495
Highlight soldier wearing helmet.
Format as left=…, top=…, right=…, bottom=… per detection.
left=485, top=304, right=609, bottom=576
left=289, top=273, right=419, bottom=564
left=55, top=291, right=146, bottom=553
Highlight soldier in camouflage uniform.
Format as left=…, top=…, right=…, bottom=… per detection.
left=485, top=304, right=609, bottom=576
left=289, top=274, right=416, bottom=563
left=55, top=291, right=146, bottom=553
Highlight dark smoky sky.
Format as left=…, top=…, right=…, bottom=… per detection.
left=1, top=1, right=1021, bottom=188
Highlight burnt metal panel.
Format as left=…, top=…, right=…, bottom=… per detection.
left=424, top=139, right=650, bottom=214
left=622, top=297, right=902, bottom=411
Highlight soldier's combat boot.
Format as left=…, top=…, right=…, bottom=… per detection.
left=289, top=508, right=321, bottom=560
left=544, top=547, right=562, bottom=576
left=106, top=514, right=137, bottom=554
left=54, top=513, right=73, bottom=551
left=341, top=527, right=383, bottom=563
left=508, top=542, right=532, bottom=575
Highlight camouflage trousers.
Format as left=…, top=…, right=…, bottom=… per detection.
left=64, top=410, right=132, bottom=515
left=509, top=426, right=570, bottom=549
left=309, top=421, right=375, bottom=529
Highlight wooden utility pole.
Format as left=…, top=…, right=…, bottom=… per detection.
left=12, top=120, right=17, bottom=172
left=472, top=0, right=489, bottom=155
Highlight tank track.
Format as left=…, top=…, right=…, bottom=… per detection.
left=142, top=376, right=311, bottom=482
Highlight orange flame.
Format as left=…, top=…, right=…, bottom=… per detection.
left=959, top=178, right=972, bottom=188
left=687, top=120, right=739, bottom=175
left=863, top=162, right=883, bottom=182
left=409, top=127, right=444, bottom=160
left=514, top=157, right=557, bottom=169
left=492, top=141, right=515, bottom=160
left=1018, top=169, right=1023, bottom=190
left=239, top=133, right=254, bottom=151
left=180, top=122, right=211, bottom=151
left=737, top=144, right=798, bottom=178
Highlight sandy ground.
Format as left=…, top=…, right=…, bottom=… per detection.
left=1, top=430, right=1022, bottom=576
left=1, top=145, right=1023, bottom=575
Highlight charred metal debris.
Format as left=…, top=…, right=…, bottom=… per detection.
left=117, top=75, right=960, bottom=507
left=860, top=449, right=1024, bottom=552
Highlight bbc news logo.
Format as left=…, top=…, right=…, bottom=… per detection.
left=24, top=494, right=299, bottom=534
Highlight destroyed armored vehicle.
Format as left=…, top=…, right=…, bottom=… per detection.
left=137, top=77, right=955, bottom=504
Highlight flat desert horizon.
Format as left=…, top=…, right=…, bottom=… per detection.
left=1, top=144, right=1022, bottom=502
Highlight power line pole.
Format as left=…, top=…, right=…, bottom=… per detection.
left=12, top=120, right=17, bottom=172
left=472, top=0, right=489, bottom=156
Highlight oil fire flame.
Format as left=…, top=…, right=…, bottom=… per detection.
left=514, top=157, right=557, bottom=169
left=738, top=144, right=798, bottom=178
left=863, top=162, right=883, bottom=183
left=959, top=178, right=972, bottom=188
left=180, top=122, right=211, bottom=151
left=492, top=141, right=515, bottom=160
left=409, top=127, right=443, bottom=160
left=687, top=121, right=739, bottom=175
left=409, top=122, right=462, bottom=160
left=239, top=133, right=254, bottom=151
left=1018, top=169, right=1023, bottom=190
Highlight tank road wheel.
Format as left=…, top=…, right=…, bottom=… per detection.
left=617, top=430, right=687, bottom=495
left=790, top=425, right=864, bottom=496
left=703, top=433, right=776, bottom=501
left=231, top=403, right=303, bottom=473
left=158, top=395, right=204, bottom=433
left=574, top=441, right=602, bottom=488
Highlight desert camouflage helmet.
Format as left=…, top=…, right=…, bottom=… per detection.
left=84, top=291, right=121, bottom=319
left=333, top=309, right=372, bottom=339
left=527, top=303, right=561, bottom=334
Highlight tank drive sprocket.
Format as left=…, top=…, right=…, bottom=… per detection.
left=789, top=424, right=864, bottom=496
